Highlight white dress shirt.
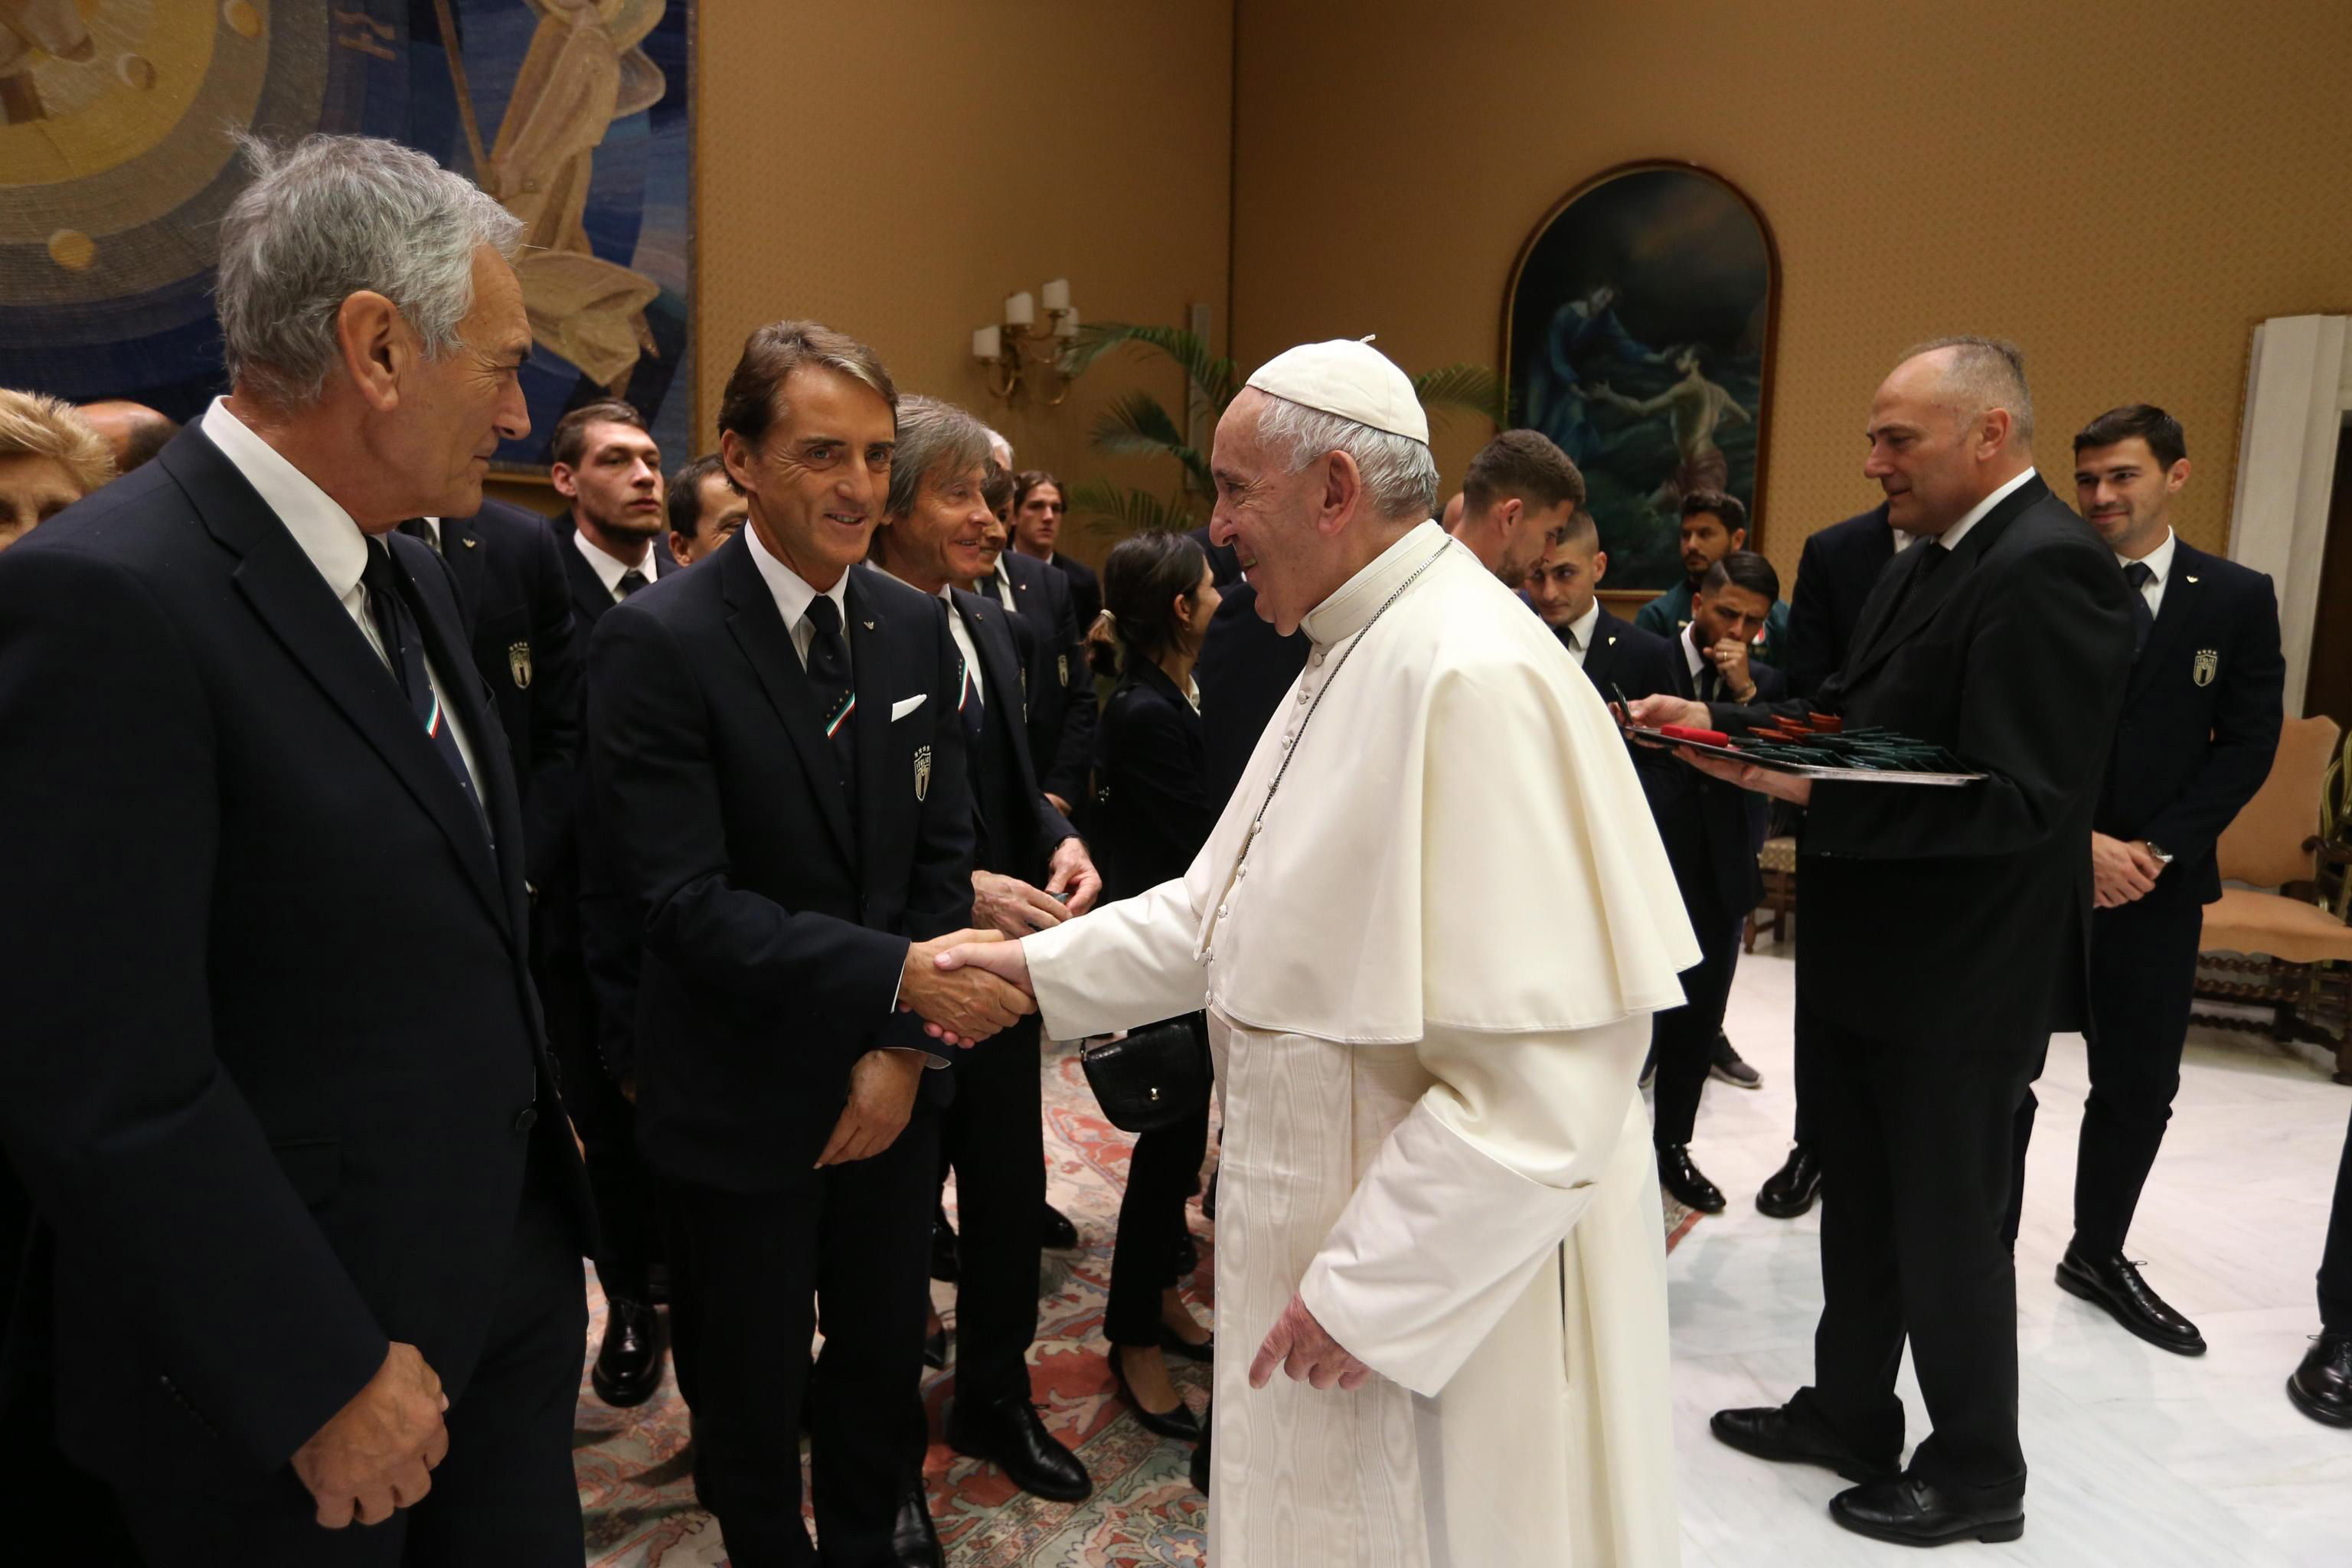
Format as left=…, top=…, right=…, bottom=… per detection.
left=987, top=558, right=1018, bottom=611
left=2116, top=527, right=2177, bottom=619
left=199, top=399, right=485, bottom=802
left=873, top=564, right=984, bottom=712
left=1936, top=466, right=2037, bottom=554
left=573, top=524, right=662, bottom=603
left=1560, top=599, right=1603, bottom=667
left=744, top=524, right=852, bottom=673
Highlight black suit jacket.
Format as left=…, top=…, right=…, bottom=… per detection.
left=550, top=511, right=668, bottom=634
left=1650, top=631, right=1786, bottom=917
left=1048, top=550, right=1103, bottom=631
left=0, top=426, right=586, bottom=1483
left=1786, top=505, right=1900, bottom=700
left=1570, top=605, right=1681, bottom=709
left=2096, top=540, right=2284, bottom=903
left=434, top=503, right=583, bottom=892
left=1001, top=550, right=1096, bottom=805
left=588, top=537, right=975, bottom=1189
left=1709, top=476, right=2136, bottom=1049
left=949, top=583, right=1080, bottom=879
left=1093, top=661, right=1214, bottom=900
left=1194, top=580, right=1310, bottom=813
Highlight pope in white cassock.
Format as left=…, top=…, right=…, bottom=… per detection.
left=936, top=338, right=1699, bottom=1566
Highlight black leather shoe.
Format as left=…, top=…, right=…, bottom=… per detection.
left=1190, top=1401, right=1213, bottom=1493
left=1658, top=1144, right=1726, bottom=1213
left=1042, top=1201, right=1080, bottom=1250
left=2055, top=1246, right=2206, bottom=1355
left=923, top=1325, right=949, bottom=1370
left=947, top=1394, right=1092, bottom=1502
left=890, top=1477, right=944, bottom=1568
left=1756, top=1145, right=1822, bottom=1219
left=929, top=1208, right=959, bottom=1283
left=1158, top=1323, right=1214, bottom=1362
left=590, top=1296, right=666, bottom=1408
left=1709, top=1405, right=1896, bottom=1484
left=1830, top=1474, right=2024, bottom=1546
left=2288, top=1333, right=2352, bottom=1426
left=1109, top=1348, right=1203, bottom=1441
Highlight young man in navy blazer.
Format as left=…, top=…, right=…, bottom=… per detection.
left=587, top=325, right=1028, bottom=1566
left=2027, top=405, right=2282, bottom=1356
left=0, top=133, right=592, bottom=1563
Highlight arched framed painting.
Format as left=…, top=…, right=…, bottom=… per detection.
left=1502, top=162, right=1779, bottom=597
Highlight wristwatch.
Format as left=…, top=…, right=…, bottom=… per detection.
left=2141, top=841, right=2174, bottom=866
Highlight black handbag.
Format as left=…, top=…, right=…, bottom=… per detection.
left=1081, top=1015, right=1209, bottom=1133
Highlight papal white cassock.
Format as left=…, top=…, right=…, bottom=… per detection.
left=1021, top=520, right=1700, bottom=1566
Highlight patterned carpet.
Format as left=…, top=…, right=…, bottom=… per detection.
left=574, top=1040, right=1700, bottom=1566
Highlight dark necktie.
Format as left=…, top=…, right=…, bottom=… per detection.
left=2122, top=560, right=2155, bottom=657
left=360, top=540, right=489, bottom=835
left=803, top=593, right=858, bottom=800
left=397, top=518, right=442, bottom=556
left=618, top=567, right=649, bottom=599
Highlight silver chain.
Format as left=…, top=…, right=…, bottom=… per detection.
left=1245, top=539, right=1454, bottom=842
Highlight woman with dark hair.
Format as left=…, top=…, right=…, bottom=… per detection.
left=1014, top=469, right=1102, bottom=627
left=1087, top=530, right=1221, bottom=1441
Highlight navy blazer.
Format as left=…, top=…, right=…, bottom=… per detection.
left=587, top=536, right=975, bottom=1189
left=550, top=511, right=669, bottom=634
left=2096, top=539, right=2284, bottom=903
left=1000, top=550, right=1097, bottom=805
left=0, top=425, right=585, bottom=1483
left=1093, top=661, right=1215, bottom=900
left=1648, top=627, right=1785, bottom=918
left=1710, top=477, right=2136, bottom=1049
left=1786, top=505, right=1900, bottom=700
left=948, top=582, right=1080, bottom=878
left=435, top=501, right=583, bottom=892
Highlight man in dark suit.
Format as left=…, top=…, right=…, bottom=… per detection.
left=1522, top=506, right=1677, bottom=702
left=1644, top=553, right=1789, bottom=1213
left=2025, top=405, right=2282, bottom=1354
left=999, top=548, right=1096, bottom=815
left=1011, top=469, right=1102, bottom=628
left=1637, top=337, right=2135, bottom=1547
left=0, top=132, right=590, bottom=1563
left=1446, top=427, right=1584, bottom=588
left=1634, top=489, right=1792, bottom=667
left=588, top=325, right=1029, bottom=1567
left=663, top=451, right=748, bottom=569
left=869, top=398, right=1101, bottom=1511
left=549, top=399, right=671, bottom=621
left=1755, top=500, right=1921, bottom=1220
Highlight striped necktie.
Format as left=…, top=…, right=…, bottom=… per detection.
left=361, top=540, right=489, bottom=838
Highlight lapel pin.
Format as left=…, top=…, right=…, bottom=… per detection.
left=2184, top=574, right=2199, bottom=583
left=861, top=620, right=875, bottom=631
left=462, top=536, right=479, bottom=548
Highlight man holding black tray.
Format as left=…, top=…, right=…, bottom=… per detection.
left=1632, top=336, right=2135, bottom=1548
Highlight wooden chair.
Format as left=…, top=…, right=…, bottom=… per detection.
left=2193, top=714, right=2352, bottom=1082
left=1745, top=835, right=1798, bottom=952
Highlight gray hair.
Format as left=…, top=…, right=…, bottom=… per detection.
left=1900, top=335, right=2035, bottom=449
left=884, top=395, right=995, bottom=520
left=1253, top=393, right=1440, bottom=521
left=216, top=133, right=522, bottom=409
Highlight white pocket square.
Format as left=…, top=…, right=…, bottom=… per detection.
left=890, top=694, right=927, bottom=720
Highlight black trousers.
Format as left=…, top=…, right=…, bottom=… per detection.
left=1105, top=1016, right=1211, bottom=1348
left=1651, top=890, right=1744, bottom=1148
left=1789, top=1002, right=2037, bottom=1505
left=665, top=1106, right=939, bottom=1568
left=2069, top=879, right=2205, bottom=1255
left=2321, top=1093, right=2352, bottom=1335
left=932, top=1014, right=1047, bottom=1412
left=113, top=1166, right=586, bottom=1566
left=540, top=930, right=660, bottom=1305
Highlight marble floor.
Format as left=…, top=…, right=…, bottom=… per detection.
left=1671, top=946, right=2352, bottom=1566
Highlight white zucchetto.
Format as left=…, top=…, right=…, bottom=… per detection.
left=1245, top=335, right=1429, bottom=446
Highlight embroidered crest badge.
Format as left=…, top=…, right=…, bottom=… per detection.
left=913, top=745, right=933, bottom=802
left=2192, top=648, right=2218, bottom=688
left=507, top=640, right=532, bottom=689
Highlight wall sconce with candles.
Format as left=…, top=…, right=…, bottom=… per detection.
left=973, top=278, right=1080, bottom=405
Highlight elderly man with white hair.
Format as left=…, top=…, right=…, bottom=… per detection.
left=939, top=339, right=1695, bottom=1566
left=0, top=134, right=593, bottom=1563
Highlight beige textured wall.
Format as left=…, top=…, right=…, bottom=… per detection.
left=684, top=1, right=1234, bottom=568
left=1229, top=0, right=2352, bottom=582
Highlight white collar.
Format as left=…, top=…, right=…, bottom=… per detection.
left=1680, top=619, right=1707, bottom=678
left=1564, top=597, right=1603, bottom=652
left=1937, top=467, right=2036, bottom=553
left=200, top=398, right=369, bottom=600
left=572, top=520, right=660, bottom=596
left=745, top=523, right=851, bottom=632
left=2117, top=527, right=2177, bottom=583
left=871, top=560, right=956, bottom=608
left=1301, top=520, right=1452, bottom=647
